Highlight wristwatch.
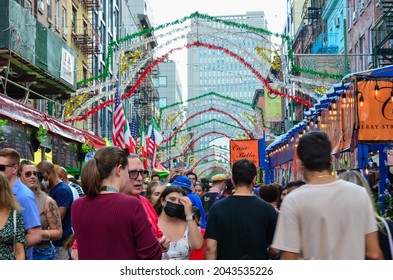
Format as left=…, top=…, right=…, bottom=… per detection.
left=186, top=214, right=195, bottom=221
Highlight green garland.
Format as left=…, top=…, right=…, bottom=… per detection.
left=76, top=11, right=342, bottom=87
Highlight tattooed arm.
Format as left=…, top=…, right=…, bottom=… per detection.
left=43, top=197, right=63, bottom=241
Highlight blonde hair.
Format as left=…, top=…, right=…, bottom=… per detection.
left=0, top=172, right=21, bottom=211
left=338, top=170, right=384, bottom=229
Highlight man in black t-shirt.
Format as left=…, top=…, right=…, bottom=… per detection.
left=204, top=159, right=277, bottom=260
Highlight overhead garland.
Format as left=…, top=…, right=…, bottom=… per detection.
left=64, top=93, right=89, bottom=117
left=66, top=41, right=312, bottom=123
left=120, top=49, right=143, bottom=74
left=72, top=11, right=341, bottom=108
left=254, top=47, right=281, bottom=72
left=160, top=131, right=234, bottom=165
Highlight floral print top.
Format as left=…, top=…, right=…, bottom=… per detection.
left=0, top=210, right=25, bottom=260
left=166, top=226, right=190, bottom=260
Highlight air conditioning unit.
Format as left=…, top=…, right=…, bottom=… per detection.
left=376, top=0, right=382, bottom=8
left=334, top=18, right=340, bottom=28
left=352, top=11, right=358, bottom=21
left=360, top=1, right=365, bottom=11
left=38, top=0, right=44, bottom=10
left=62, top=27, right=68, bottom=36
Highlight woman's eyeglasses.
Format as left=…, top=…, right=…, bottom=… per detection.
left=0, top=163, right=16, bottom=172
left=128, top=170, right=149, bottom=179
left=24, top=171, right=37, bottom=178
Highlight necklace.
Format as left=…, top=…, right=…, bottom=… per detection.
left=101, top=186, right=119, bottom=193
left=316, top=174, right=333, bottom=179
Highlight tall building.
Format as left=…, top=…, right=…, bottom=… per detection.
left=187, top=11, right=270, bottom=150
left=154, top=60, right=183, bottom=109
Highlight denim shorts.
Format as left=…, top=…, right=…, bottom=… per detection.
left=32, top=245, right=56, bottom=260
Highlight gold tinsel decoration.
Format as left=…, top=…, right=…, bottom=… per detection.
left=120, top=49, right=143, bottom=74
left=65, top=93, right=89, bottom=117
left=255, top=46, right=281, bottom=72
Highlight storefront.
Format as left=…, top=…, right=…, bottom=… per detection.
left=0, top=93, right=106, bottom=174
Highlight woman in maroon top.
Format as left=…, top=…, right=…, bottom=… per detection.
left=71, top=147, right=162, bottom=260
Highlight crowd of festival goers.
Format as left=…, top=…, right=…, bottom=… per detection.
left=1, top=132, right=393, bottom=260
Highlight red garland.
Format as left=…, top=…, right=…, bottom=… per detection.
left=65, top=41, right=312, bottom=123
left=199, top=165, right=230, bottom=177
left=190, top=153, right=230, bottom=172
left=162, top=107, right=252, bottom=144
left=160, top=131, right=233, bottom=165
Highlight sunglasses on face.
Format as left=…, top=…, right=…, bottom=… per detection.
left=128, top=170, right=149, bottom=179
left=24, top=171, right=38, bottom=178
left=0, top=163, right=16, bottom=172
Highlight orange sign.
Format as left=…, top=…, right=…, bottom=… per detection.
left=230, top=140, right=259, bottom=167
left=358, top=80, right=393, bottom=141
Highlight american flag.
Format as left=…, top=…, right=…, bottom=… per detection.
left=146, top=118, right=163, bottom=168
left=112, top=88, right=132, bottom=151
left=129, top=115, right=139, bottom=153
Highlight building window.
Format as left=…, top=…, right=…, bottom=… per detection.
left=71, top=6, right=77, bottom=33
left=360, top=36, right=366, bottom=70
left=61, top=7, right=66, bottom=33
left=47, top=0, right=52, bottom=20
left=54, top=0, right=59, bottom=29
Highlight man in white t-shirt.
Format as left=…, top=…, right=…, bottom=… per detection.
left=272, top=131, right=383, bottom=260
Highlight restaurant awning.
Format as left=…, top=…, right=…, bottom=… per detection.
left=0, top=93, right=106, bottom=148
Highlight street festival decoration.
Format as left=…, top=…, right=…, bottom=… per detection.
left=63, top=12, right=340, bottom=122
left=61, top=12, right=344, bottom=173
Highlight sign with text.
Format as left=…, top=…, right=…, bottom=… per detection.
left=60, top=48, right=75, bottom=85
left=230, top=139, right=259, bottom=168
left=358, top=80, right=393, bottom=141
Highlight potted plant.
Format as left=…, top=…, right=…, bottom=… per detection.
left=32, top=124, right=48, bottom=152
left=0, top=119, right=8, bottom=143
left=77, top=141, right=95, bottom=162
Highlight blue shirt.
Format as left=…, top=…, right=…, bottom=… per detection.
left=12, top=179, right=41, bottom=231
left=49, top=181, right=74, bottom=247
left=187, top=192, right=207, bottom=229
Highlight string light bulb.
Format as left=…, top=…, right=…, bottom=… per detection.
left=341, top=92, right=346, bottom=103
left=359, top=95, right=364, bottom=107
left=374, top=82, right=379, bottom=97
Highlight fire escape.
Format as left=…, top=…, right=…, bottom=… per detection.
left=372, top=0, right=393, bottom=67
left=300, top=0, right=325, bottom=54
left=72, top=0, right=101, bottom=56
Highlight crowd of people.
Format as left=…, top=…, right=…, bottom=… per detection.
left=1, top=131, right=393, bottom=260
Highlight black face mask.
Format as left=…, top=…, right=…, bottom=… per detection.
left=164, top=201, right=184, bottom=218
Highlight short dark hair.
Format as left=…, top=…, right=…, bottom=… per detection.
left=151, top=174, right=160, bottom=180
left=232, top=158, right=256, bottom=186
left=186, top=171, right=197, bottom=181
left=258, top=183, right=280, bottom=203
left=297, top=131, right=332, bottom=171
left=286, top=180, right=305, bottom=189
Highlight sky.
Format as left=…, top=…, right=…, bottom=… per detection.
left=148, top=0, right=287, bottom=34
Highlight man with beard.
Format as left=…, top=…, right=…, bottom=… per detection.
left=122, top=154, right=169, bottom=251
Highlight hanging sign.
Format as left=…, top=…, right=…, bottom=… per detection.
left=358, top=80, right=393, bottom=141
left=230, top=139, right=259, bottom=168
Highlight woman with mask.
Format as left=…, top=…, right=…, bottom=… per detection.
left=154, top=186, right=203, bottom=259
left=18, top=160, right=62, bottom=260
